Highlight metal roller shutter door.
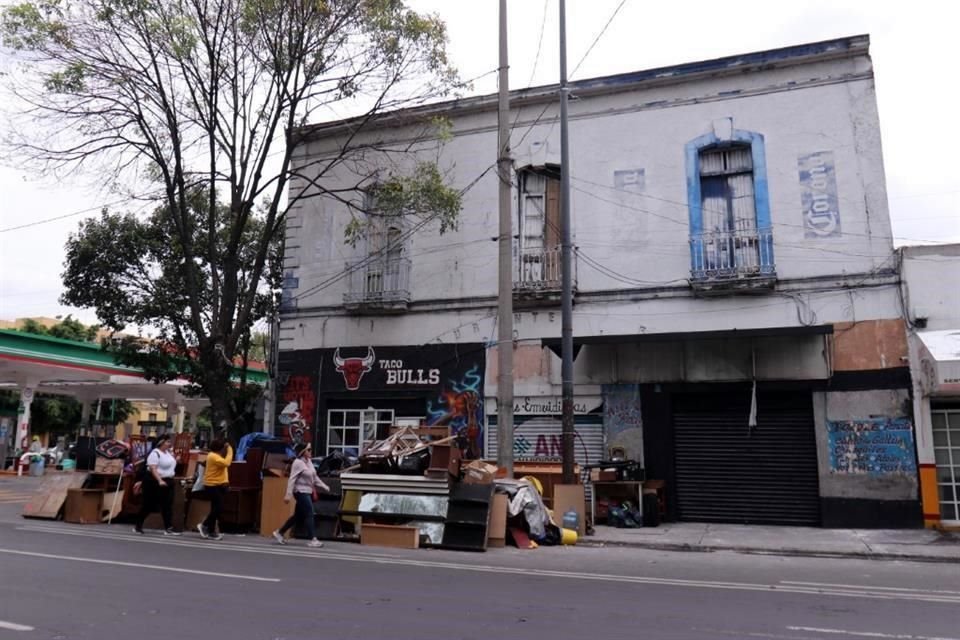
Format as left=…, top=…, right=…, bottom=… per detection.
left=487, top=415, right=605, bottom=502
left=672, top=390, right=821, bottom=526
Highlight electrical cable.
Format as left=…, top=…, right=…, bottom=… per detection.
left=570, top=0, right=629, bottom=79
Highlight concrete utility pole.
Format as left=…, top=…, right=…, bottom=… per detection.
left=559, top=0, right=576, bottom=484
left=496, top=0, right=515, bottom=477
left=263, top=292, right=281, bottom=436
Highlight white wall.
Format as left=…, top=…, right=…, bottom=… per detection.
left=902, top=244, right=960, bottom=330
left=282, top=43, right=898, bottom=353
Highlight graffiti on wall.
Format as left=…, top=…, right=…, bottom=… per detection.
left=278, top=375, right=316, bottom=445
left=427, top=364, right=484, bottom=459
left=603, top=384, right=643, bottom=462
left=603, top=384, right=642, bottom=437
left=827, top=417, right=916, bottom=476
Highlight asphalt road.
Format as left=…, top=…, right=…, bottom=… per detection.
left=0, top=480, right=958, bottom=640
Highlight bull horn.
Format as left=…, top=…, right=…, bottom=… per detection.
left=361, top=346, right=375, bottom=367
left=333, top=348, right=344, bottom=367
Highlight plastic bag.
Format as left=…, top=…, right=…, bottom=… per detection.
left=191, top=462, right=206, bottom=492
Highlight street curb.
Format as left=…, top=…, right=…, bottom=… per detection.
left=578, top=538, right=960, bottom=564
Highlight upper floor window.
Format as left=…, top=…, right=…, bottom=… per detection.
left=516, top=166, right=563, bottom=291
left=343, top=190, right=412, bottom=309
left=518, top=166, right=561, bottom=253
left=686, top=128, right=775, bottom=287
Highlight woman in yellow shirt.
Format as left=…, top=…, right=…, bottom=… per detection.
left=197, top=438, right=232, bottom=541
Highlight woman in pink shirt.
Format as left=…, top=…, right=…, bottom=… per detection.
left=272, top=443, right=329, bottom=548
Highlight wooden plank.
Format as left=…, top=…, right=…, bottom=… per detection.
left=22, top=473, right=89, bottom=520
left=509, top=526, right=533, bottom=549
left=260, top=476, right=294, bottom=537
left=361, top=522, right=420, bottom=549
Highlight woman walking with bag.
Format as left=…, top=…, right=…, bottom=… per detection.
left=273, top=443, right=329, bottom=548
left=133, top=435, right=181, bottom=536
left=197, top=438, right=232, bottom=541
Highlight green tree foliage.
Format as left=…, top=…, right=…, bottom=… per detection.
left=2, top=0, right=462, bottom=437
left=0, top=390, right=135, bottom=436
left=17, top=315, right=99, bottom=341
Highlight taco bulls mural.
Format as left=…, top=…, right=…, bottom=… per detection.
left=277, top=344, right=486, bottom=458
left=333, top=347, right=376, bottom=390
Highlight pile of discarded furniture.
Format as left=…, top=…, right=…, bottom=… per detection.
left=21, top=425, right=611, bottom=553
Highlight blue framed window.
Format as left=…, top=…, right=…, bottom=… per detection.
left=685, top=129, right=775, bottom=279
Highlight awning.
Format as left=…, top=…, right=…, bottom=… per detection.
left=917, top=329, right=960, bottom=395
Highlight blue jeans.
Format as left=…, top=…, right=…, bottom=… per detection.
left=279, top=492, right=315, bottom=539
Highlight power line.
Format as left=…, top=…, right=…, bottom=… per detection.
left=290, top=163, right=497, bottom=305
left=0, top=200, right=128, bottom=233
left=527, top=0, right=550, bottom=88
left=570, top=0, right=629, bottom=79
left=569, top=175, right=950, bottom=246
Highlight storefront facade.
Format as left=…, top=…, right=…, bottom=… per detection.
left=277, top=344, right=487, bottom=458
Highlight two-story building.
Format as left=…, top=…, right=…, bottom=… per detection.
left=901, top=244, right=960, bottom=529
left=278, top=35, right=922, bottom=528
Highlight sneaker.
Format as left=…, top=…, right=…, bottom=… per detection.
left=132, top=527, right=144, bottom=535
left=307, top=539, right=323, bottom=548
left=272, top=531, right=286, bottom=545
left=210, top=533, right=224, bottom=541
left=196, top=523, right=208, bottom=539
left=163, top=529, right=182, bottom=537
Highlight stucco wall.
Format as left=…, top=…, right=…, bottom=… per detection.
left=814, top=389, right=917, bottom=501
left=280, top=39, right=898, bottom=355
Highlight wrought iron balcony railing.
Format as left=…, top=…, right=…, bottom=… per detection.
left=344, top=257, right=411, bottom=310
left=690, top=227, right=775, bottom=286
left=514, top=245, right=576, bottom=295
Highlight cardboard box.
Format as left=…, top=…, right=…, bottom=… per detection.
left=553, top=484, right=586, bottom=536
left=64, top=489, right=103, bottom=524
left=462, top=461, right=497, bottom=485
left=361, top=523, right=420, bottom=549
left=487, top=493, right=509, bottom=547
left=94, top=458, right=125, bottom=475
left=590, top=468, right=618, bottom=482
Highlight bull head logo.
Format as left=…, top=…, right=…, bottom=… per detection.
left=333, top=347, right=375, bottom=391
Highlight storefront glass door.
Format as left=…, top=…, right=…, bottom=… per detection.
left=933, top=408, right=960, bottom=524
left=326, top=409, right=394, bottom=456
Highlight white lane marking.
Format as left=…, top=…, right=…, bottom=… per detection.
left=782, top=581, right=960, bottom=596
left=15, top=525, right=960, bottom=604
left=787, top=627, right=960, bottom=640
left=0, top=548, right=279, bottom=583
left=0, top=620, right=34, bottom=631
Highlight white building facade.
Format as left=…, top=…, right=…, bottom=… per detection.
left=901, top=244, right=960, bottom=529
left=279, top=35, right=922, bottom=528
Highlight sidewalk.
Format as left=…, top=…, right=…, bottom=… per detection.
left=584, top=522, right=960, bottom=563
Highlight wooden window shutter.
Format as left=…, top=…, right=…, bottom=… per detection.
left=545, top=174, right=561, bottom=249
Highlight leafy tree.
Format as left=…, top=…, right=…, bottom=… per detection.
left=18, top=314, right=99, bottom=342
left=19, top=318, right=50, bottom=337
left=47, top=315, right=99, bottom=342
left=249, top=330, right=270, bottom=364
left=2, top=0, right=463, bottom=437
left=0, top=391, right=135, bottom=437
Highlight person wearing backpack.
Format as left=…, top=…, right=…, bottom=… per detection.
left=197, top=437, right=232, bottom=541
left=133, top=435, right=181, bottom=536
left=272, top=443, right=329, bottom=548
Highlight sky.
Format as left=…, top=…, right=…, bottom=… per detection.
left=1, top=0, right=958, bottom=325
